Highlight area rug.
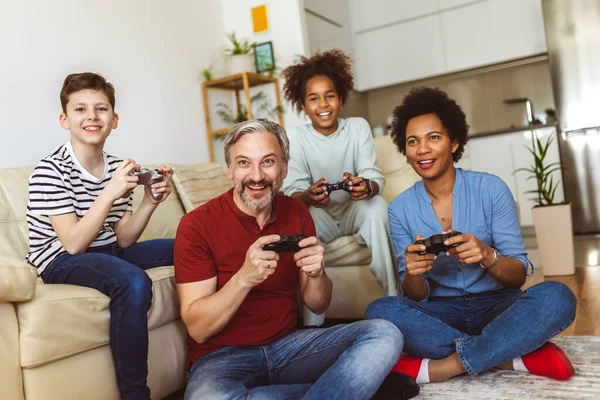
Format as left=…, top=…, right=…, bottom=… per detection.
left=417, top=336, right=600, bottom=399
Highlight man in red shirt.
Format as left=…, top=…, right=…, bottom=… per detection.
left=174, top=119, right=418, bottom=399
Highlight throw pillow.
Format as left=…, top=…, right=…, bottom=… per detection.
left=171, top=163, right=232, bottom=213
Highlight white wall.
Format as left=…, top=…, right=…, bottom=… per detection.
left=217, top=0, right=309, bottom=150
left=0, top=0, right=224, bottom=168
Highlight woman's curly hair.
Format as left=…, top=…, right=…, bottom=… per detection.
left=390, top=87, right=469, bottom=162
left=281, top=49, right=354, bottom=114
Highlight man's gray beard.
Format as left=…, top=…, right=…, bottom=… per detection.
left=237, top=179, right=282, bottom=211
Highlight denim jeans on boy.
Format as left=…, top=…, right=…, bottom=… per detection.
left=185, top=320, right=403, bottom=400
left=42, top=239, right=175, bottom=400
left=365, top=281, right=576, bottom=376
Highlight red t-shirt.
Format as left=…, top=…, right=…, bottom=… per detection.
left=174, top=188, right=316, bottom=367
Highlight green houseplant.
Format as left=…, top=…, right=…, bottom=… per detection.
left=223, top=32, right=256, bottom=56
left=224, top=32, right=257, bottom=74
left=214, top=91, right=283, bottom=140
left=515, top=127, right=564, bottom=207
left=515, top=125, right=574, bottom=276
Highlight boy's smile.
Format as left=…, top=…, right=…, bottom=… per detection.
left=60, top=89, right=119, bottom=147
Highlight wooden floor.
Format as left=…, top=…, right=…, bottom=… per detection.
left=544, top=266, right=600, bottom=335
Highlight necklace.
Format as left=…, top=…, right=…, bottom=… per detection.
left=433, top=200, right=452, bottom=224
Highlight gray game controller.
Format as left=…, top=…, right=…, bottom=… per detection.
left=130, top=168, right=164, bottom=201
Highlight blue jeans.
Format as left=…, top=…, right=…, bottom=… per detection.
left=185, top=320, right=403, bottom=400
left=42, top=239, right=175, bottom=400
left=365, top=281, right=576, bottom=376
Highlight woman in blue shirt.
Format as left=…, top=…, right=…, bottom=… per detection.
left=365, top=87, right=576, bottom=384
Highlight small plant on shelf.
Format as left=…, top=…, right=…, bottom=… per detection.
left=200, top=65, right=213, bottom=82
left=214, top=91, right=283, bottom=140
left=223, top=31, right=256, bottom=56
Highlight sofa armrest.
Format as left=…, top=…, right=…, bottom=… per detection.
left=0, top=256, right=37, bottom=302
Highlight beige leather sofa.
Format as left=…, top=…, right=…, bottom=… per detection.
left=0, top=135, right=419, bottom=400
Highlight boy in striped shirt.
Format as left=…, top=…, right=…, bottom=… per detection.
left=27, top=72, right=174, bottom=400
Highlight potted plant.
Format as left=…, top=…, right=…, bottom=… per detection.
left=200, top=65, right=214, bottom=82
left=214, top=91, right=283, bottom=140
left=224, top=31, right=256, bottom=74
left=515, top=127, right=574, bottom=276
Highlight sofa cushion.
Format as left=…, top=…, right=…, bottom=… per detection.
left=0, top=166, right=34, bottom=260
left=17, top=266, right=179, bottom=368
left=0, top=256, right=37, bottom=302
left=373, top=136, right=421, bottom=203
left=323, top=236, right=372, bottom=267
left=171, top=163, right=232, bottom=213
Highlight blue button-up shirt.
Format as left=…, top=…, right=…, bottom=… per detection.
left=389, top=168, right=529, bottom=300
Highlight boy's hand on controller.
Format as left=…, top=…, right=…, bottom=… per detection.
left=306, top=178, right=330, bottom=208
left=444, top=232, right=492, bottom=264
left=294, top=236, right=325, bottom=277
left=405, top=234, right=436, bottom=276
left=144, top=165, right=174, bottom=205
left=105, top=158, right=139, bottom=201
left=342, top=172, right=369, bottom=201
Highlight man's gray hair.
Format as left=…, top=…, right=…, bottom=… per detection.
left=224, top=119, right=290, bottom=165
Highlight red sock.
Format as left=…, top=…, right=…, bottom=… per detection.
left=520, top=342, right=575, bottom=380
left=391, top=356, right=423, bottom=380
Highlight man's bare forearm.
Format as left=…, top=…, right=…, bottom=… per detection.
left=181, top=274, right=252, bottom=344
left=301, top=270, right=332, bottom=315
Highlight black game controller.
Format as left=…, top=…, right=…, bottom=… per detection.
left=130, top=168, right=164, bottom=201
left=414, top=231, right=463, bottom=255
left=322, top=179, right=351, bottom=195
left=263, top=233, right=306, bottom=253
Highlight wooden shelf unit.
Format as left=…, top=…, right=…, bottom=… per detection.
left=202, top=72, right=284, bottom=162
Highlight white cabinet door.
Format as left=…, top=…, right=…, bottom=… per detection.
left=467, top=134, right=519, bottom=202
left=353, top=14, right=446, bottom=91
left=441, top=0, right=547, bottom=73
left=347, top=0, right=439, bottom=33
left=511, top=127, right=564, bottom=226
left=437, top=0, right=480, bottom=9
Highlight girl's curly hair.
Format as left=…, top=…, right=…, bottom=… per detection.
left=391, top=87, right=470, bottom=162
left=281, top=49, right=354, bottom=114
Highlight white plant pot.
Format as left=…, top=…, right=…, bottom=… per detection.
left=229, top=54, right=256, bottom=74
left=531, top=203, right=575, bottom=276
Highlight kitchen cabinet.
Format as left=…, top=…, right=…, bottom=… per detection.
left=353, top=14, right=446, bottom=90
left=347, top=0, right=438, bottom=33
left=463, top=126, right=564, bottom=226
left=349, top=0, right=548, bottom=91
left=441, top=0, right=547, bottom=73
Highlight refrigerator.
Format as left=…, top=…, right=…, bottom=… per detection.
left=542, top=0, right=600, bottom=234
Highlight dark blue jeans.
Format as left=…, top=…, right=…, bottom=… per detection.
left=365, top=281, right=577, bottom=376
left=42, top=239, right=175, bottom=400
left=185, top=320, right=403, bottom=400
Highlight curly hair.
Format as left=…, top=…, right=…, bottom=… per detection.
left=281, top=49, right=354, bottom=114
left=390, top=87, right=469, bottom=162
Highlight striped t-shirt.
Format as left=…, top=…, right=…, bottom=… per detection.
left=26, top=141, right=133, bottom=274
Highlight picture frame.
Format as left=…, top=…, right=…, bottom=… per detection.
left=254, top=41, right=275, bottom=73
